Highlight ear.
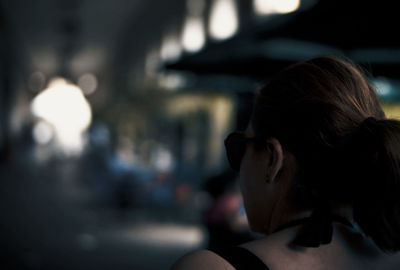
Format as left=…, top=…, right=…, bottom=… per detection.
left=265, top=137, right=284, bottom=183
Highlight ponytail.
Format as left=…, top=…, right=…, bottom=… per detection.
left=352, top=118, right=400, bottom=253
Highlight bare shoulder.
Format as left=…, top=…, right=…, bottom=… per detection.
left=170, top=249, right=235, bottom=270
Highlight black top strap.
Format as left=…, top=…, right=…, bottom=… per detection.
left=209, top=246, right=270, bottom=270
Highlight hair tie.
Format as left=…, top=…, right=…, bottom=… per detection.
left=364, top=116, right=377, bottom=123
left=360, top=117, right=378, bottom=132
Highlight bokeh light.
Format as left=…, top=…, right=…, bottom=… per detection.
left=77, top=73, right=98, bottom=95
left=28, top=71, right=46, bottom=92
left=30, top=77, right=92, bottom=156
left=209, top=0, right=239, bottom=40
left=32, top=120, right=54, bottom=145
left=374, top=77, right=392, bottom=97
left=254, top=0, right=301, bottom=15
left=161, top=33, right=182, bottom=62
left=182, top=16, right=206, bottom=52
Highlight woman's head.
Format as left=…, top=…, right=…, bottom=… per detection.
left=229, top=55, right=400, bottom=253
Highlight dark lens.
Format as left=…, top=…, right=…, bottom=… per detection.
left=224, top=133, right=245, bottom=171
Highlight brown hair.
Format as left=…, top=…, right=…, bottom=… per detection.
left=252, top=55, right=400, bottom=253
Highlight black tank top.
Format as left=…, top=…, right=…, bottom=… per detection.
left=210, top=246, right=270, bottom=270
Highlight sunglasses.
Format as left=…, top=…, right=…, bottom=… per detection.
left=224, top=132, right=264, bottom=172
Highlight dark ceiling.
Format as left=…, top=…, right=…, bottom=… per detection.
left=166, top=0, right=400, bottom=80
left=1, top=0, right=400, bottom=94
left=0, top=0, right=186, bottom=95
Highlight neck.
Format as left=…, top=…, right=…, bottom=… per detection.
left=266, top=202, right=354, bottom=235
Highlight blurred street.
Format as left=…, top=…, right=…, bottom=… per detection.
left=0, top=148, right=207, bottom=270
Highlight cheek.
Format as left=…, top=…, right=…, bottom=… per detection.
left=239, top=149, right=266, bottom=228
left=239, top=149, right=255, bottom=205
left=239, top=147, right=266, bottom=198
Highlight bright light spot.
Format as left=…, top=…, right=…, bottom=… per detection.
left=374, top=78, right=392, bottom=96
left=152, top=147, right=174, bottom=172
left=33, top=121, right=54, bottom=145
left=158, top=73, right=186, bottom=90
left=28, top=71, right=46, bottom=92
left=31, top=78, right=92, bottom=156
left=182, top=16, right=206, bottom=52
left=161, top=34, right=182, bottom=61
left=119, top=224, right=205, bottom=247
left=47, top=77, right=69, bottom=88
left=78, top=73, right=98, bottom=95
left=254, top=0, right=301, bottom=15
left=209, top=0, right=239, bottom=40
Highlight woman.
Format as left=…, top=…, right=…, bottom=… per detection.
left=171, top=56, right=400, bottom=269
